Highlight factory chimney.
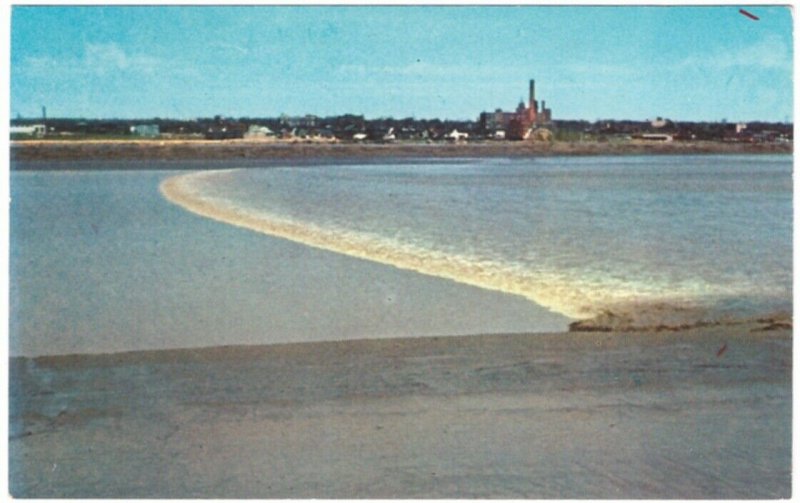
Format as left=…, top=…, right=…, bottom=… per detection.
left=527, top=79, right=538, bottom=124
left=529, top=80, right=536, bottom=110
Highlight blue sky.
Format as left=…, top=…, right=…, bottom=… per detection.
left=9, top=5, right=794, bottom=122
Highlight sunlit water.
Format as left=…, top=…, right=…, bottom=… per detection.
left=163, top=155, right=792, bottom=323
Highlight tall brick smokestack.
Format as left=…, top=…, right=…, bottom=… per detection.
left=527, top=79, right=538, bottom=124
left=529, top=80, right=535, bottom=109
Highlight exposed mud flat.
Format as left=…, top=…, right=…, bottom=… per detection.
left=569, top=307, right=793, bottom=332
left=10, top=325, right=791, bottom=498
left=11, top=138, right=792, bottom=163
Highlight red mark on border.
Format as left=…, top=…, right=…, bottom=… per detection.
left=739, top=9, right=760, bottom=21
left=716, top=343, right=728, bottom=357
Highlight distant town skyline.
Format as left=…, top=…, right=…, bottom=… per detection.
left=10, top=5, right=794, bottom=122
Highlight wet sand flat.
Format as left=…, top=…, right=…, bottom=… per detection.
left=9, top=324, right=791, bottom=498
left=11, top=138, right=792, bottom=163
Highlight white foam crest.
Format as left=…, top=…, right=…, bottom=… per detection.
left=160, top=170, right=744, bottom=320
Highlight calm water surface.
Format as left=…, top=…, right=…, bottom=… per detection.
left=11, top=166, right=569, bottom=356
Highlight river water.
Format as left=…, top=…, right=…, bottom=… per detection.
left=164, top=155, right=792, bottom=320
left=11, top=155, right=791, bottom=355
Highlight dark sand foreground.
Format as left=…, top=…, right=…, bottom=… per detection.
left=10, top=323, right=790, bottom=498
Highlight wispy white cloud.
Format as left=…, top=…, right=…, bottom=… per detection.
left=559, top=62, right=639, bottom=78
left=336, top=61, right=519, bottom=79
left=378, top=61, right=465, bottom=77
left=209, top=41, right=249, bottom=55
left=336, top=64, right=368, bottom=76
left=16, top=42, right=196, bottom=80
left=674, top=35, right=791, bottom=72
left=84, top=43, right=161, bottom=75
left=554, top=36, right=791, bottom=82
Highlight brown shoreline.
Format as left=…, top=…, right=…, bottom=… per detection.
left=11, top=138, right=792, bottom=162
left=10, top=324, right=792, bottom=498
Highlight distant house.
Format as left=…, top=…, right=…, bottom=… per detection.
left=205, top=124, right=246, bottom=140
left=317, top=128, right=337, bottom=141
left=130, top=124, right=160, bottom=138
left=244, top=125, right=275, bottom=139
left=382, top=127, right=396, bottom=142
left=11, top=124, right=46, bottom=138
left=445, top=129, right=469, bottom=142
left=279, top=114, right=319, bottom=128
left=753, top=130, right=781, bottom=143
left=650, top=117, right=670, bottom=129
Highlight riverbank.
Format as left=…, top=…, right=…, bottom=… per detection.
left=10, top=138, right=792, bottom=163
left=9, top=323, right=791, bottom=498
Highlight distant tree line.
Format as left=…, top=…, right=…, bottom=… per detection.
left=10, top=114, right=793, bottom=143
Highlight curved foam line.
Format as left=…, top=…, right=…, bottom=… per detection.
left=159, top=170, right=740, bottom=320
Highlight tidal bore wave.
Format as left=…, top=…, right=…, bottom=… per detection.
left=160, top=169, right=788, bottom=329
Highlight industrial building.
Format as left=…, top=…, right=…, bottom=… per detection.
left=10, top=124, right=46, bottom=137
left=479, top=79, right=552, bottom=140
left=130, top=124, right=160, bottom=137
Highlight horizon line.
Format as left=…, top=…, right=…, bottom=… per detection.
left=9, top=116, right=794, bottom=125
